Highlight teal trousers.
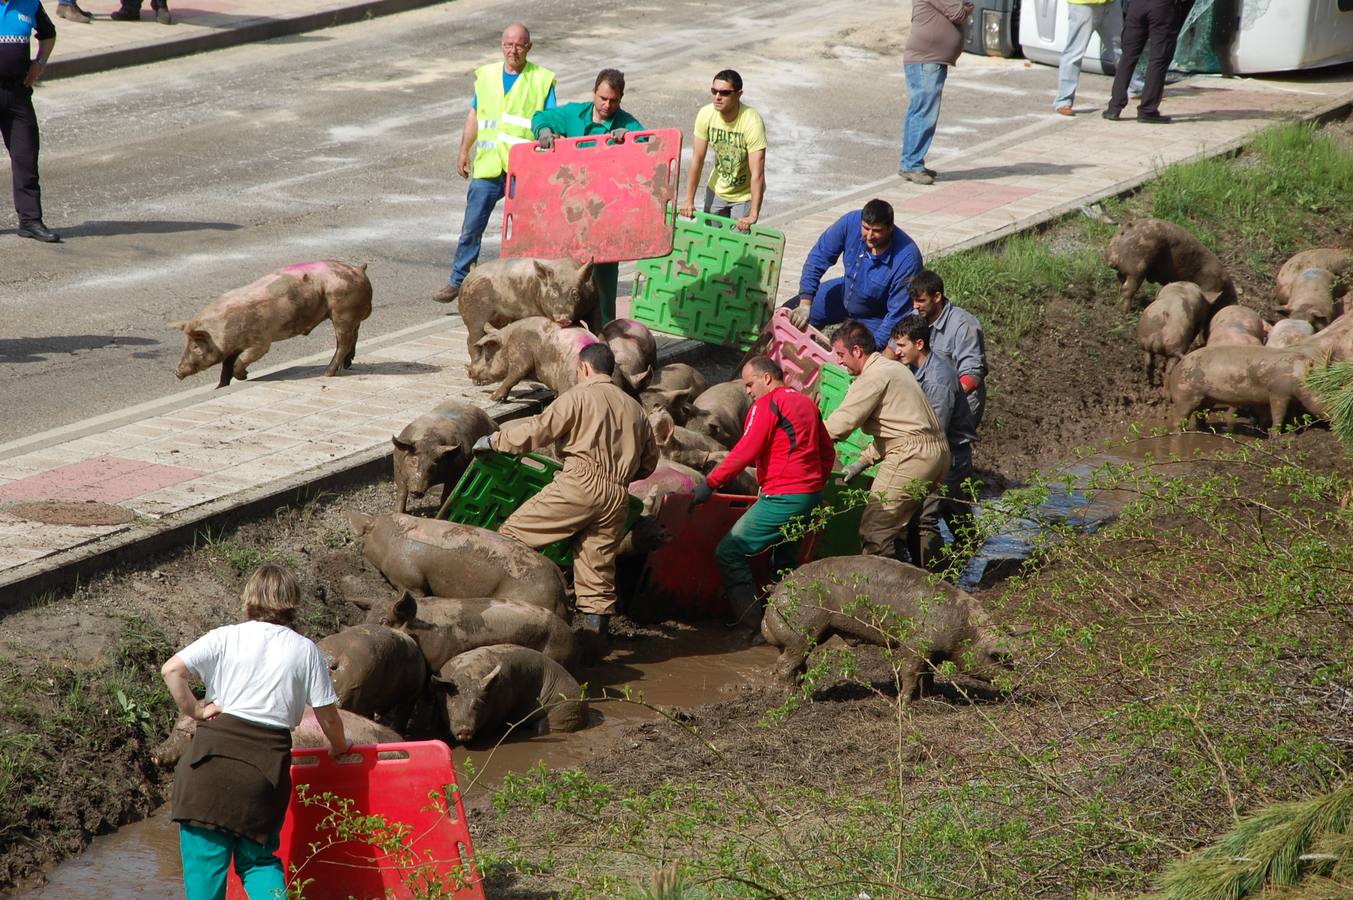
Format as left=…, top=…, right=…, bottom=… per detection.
left=179, top=822, right=286, bottom=900
left=715, top=491, right=823, bottom=588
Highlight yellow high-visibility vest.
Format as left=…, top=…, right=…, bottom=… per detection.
left=472, top=61, right=556, bottom=180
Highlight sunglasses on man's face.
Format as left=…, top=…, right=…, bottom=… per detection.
left=710, top=88, right=736, bottom=97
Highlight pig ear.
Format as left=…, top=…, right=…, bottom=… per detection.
left=1201, top=290, right=1222, bottom=304
left=391, top=436, right=416, bottom=453
left=577, top=259, right=595, bottom=284
left=431, top=674, right=457, bottom=695
left=434, top=442, right=461, bottom=460
left=350, top=596, right=373, bottom=611
left=533, top=260, right=551, bottom=281
left=392, top=591, right=418, bottom=624
left=347, top=511, right=374, bottom=535
left=477, top=664, right=502, bottom=692
left=188, top=329, right=215, bottom=350
left=168, top=320, right=189, bottom=332
left=474, top=332, right=501, bottom=349
left=649, top=408, right=675, bottom=445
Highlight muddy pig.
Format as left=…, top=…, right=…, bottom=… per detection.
left=435, top=644, right=589, bottom=743
left=1206, top=304, right=1268, bottom=348
left=649, top=407, right=725, bottom=464
left=452, top=257, right=597, bottom=363
left=348, top=512, right=569, bottom=618
left=1137, top=281, right=1208, bottom=385
left=1168, top=345, right=1327, bottom=430
left=628, top=460, right=705, bottom=515
left=318, top=624, right=429, bottom=725
left=602, top=319, right=657, bottom=390
left=762, top=556, right=1015, bottom=698
left=172, top=260, right=373, bottom=388
left=1267, top=318, right=1316, bottom=349
left=151, top=707, right=400, bottom=768
left=367, top=591, right=578, bottom=672
left=392, top=401, right=496, bottom=513
left=1275, top=249, right=1351, bottom=306
left=640, top=363, right=709, bottom=424
left=467, top=317, right=603, bottom=401
left=1105, top=219, right=1236, bottom=311
left=685, top=380, right=752, bottom=447
left=1281, top=268, right=1340, bottom=329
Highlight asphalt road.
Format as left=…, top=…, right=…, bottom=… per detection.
left=0, top=0, right=1101, bottom=443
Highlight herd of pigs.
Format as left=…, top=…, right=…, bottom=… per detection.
left=153, top=222, right=1347, bottom=764
left=1116, top=218, right=1351, bottom=428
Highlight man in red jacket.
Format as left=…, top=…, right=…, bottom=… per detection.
left=694, top=356, right=836, bottom=631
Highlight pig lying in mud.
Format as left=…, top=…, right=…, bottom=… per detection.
left=151, top=707, right=400, bottom=768
left=762, top=556, right=1016, bottom=698
left=392, top=401, right=496, bottom=513
left=1137, top=281, right=1208, bottom=385
left=436, top=644, right=589, bottom=743
left=1105, top=219, right=1235, bottom=311
left=1281, top=268, right=1341, bottom=329
left=1275, top=249, right=1350, bottom=306
left=467, top=317, right=609, bottom=401
left=602, top=319, right=657, bottom=391
left=1168, top=345, right=1328, bottom=430
left=451, top=257, right=597, bottom=363
left=1206, top=305, right=1268, bottom=348
left=172, top=260, right=373, bottom=388
left=1267, top=318, right=1316, bottom=349
left=318, top=624, right=429, bottom=721
left=639, top=363, right=709, bottom=424
left=364, top=591, right=578, bottom=671
left=348, top=512, right=569, bottom=618
left=685, top=381, right=752, bottom=448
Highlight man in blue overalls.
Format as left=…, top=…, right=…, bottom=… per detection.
left=1, top=0, right=58, bottom=242
left=785, top=199, right=922, bottom=349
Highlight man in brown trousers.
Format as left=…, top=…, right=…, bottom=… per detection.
left=478, top=342, right=658, bottom=641
left=825, top=320, right=949, bottom=557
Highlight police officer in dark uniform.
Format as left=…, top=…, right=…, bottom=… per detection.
left=1102, top=0, right=1194, bottom=125
left=1, top=0, right=59, bottom=242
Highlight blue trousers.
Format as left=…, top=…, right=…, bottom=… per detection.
left=448, top=175, right=506, bottom=288
left=900, top=63, right=948, bottom=173
left=781, top=278, right=891, bottom=348
left=179, top=822, right=286, bottom=900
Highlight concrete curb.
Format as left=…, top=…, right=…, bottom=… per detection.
left=44, top=0, right=448, bottom=80
left=5, top=95, right=1349, bottom=608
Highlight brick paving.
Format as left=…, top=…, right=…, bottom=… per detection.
left=3, top=19, right=1351, bottom=594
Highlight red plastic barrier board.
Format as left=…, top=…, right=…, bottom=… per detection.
left=635, top=491, right=763, bottom=619
left=766, top=308, right=836, bottom=394
left=501, top=129, right=682, bottom=263
left=226, top=741, right=483, bottom=900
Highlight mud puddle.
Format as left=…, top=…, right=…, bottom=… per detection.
left=27, top=626, right=776, bottom=898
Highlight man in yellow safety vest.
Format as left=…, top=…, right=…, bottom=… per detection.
left=433, top=23, right=556, bottom=304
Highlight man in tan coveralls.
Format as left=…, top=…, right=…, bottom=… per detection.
left=825, top=320, right=950, bottom=557
left=478, top=343, right=659, bottom=640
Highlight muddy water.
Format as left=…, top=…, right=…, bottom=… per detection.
left=30, top=433, right=1240, bottom=898
left=29, top=626, right=776, bottom=898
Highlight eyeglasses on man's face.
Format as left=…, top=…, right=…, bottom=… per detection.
left=502, top=41, right=529, bottom=50
left=710, top=88, right=736, bottom=97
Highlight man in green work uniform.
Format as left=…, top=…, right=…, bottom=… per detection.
left=531, top=68, right=645, bottom=327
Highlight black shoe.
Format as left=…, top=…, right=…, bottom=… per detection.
left=1102, top=109, right=1122, bottom=121
left=108, top=6, right=141, bottom=19
left=17, top=222, right=60, bottom=243
left=1137, top=112, right=1172, bottom=124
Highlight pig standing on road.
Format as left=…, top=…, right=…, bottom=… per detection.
left=391, top=401, right=496, bottom=513
left=172, top=260, right=373, bottom=388
left=451, top=257, right=598, bottom=364
left=467, top=317, right=608, bottom=401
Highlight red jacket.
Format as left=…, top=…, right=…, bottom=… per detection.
left=707, top=386, right=836, bottom=495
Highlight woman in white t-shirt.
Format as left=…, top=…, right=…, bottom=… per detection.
left=160, top=564, right=349, bottom=900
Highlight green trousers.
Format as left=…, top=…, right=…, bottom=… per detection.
left=179, top=822, right=285, bottom=900
left=715, top=491, right=823, bottom=588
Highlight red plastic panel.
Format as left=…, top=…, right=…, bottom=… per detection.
left=636, top=492, right=763, bottom=619
left=766, top=308, right=836, bottom=394
left=226, top=741, right=483, bottom=900
left=501, top=129, right=682, bottom=263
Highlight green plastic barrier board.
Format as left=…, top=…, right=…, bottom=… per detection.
left=806, top=471, right=871, bottom=560
left=630, top=211, right=784, bottom=350
left=442, top=451, right=642, bottom=567
left=816, top=363, right=874, bottom=469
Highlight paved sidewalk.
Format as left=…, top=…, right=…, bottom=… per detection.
left=42, top=0, right=440, bottom=78
left=2, top=71, right=1350, bottom=603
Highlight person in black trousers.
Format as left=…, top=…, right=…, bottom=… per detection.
left=0, top=0, right=59, bottom=242
left=1103, top=0, right=1192, bottom=124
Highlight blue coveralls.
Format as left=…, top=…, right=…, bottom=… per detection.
left=787, top=209, right=924, bottom=349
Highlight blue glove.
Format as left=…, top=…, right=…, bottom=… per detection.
left=692, top=481, right=713, bottom=505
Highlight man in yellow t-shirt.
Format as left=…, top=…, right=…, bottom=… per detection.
left=678, top=69, right=766, bottom=232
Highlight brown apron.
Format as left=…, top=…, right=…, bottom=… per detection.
left=171, top=713, right=292, bottom=845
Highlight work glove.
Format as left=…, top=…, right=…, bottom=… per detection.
left=788, top=302, right=811, bottom=330
left=537, top=128, right=556, bottom=150
left=472, top=435, right=494, bottom=455
left=692, top=481, right=714, bottom=505
left=609, top=128, right=628, bottom=143
left=841, top=460, right=869, bottom=482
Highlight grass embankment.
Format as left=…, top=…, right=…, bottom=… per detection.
left=473, top=122, right=1353, bottom=897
